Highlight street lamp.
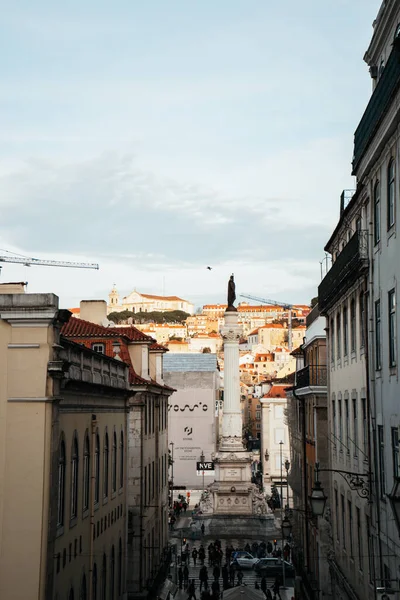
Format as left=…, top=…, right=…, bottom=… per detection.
left=200, top=450, right=205, bottom=495
left=284, top=459, right=290, bottom=508
left=309, top=480, right=328, bottom=517
left=169, top=442, right=174, bottom=507
left=281, top=515, right=293, bottom=539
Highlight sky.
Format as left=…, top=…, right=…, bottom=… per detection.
left=0, top=0, right=380, bottom=309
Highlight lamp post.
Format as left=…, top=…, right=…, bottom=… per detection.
left=284, top=459, right=290, bottom=508
left=200, top=450, right=205, bottom=495
left=279, top=441, right=286, bottom=589
left=169, top=442, right=174, bottom=507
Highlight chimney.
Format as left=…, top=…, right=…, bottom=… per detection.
left=80, top=300, right=108, bottom=325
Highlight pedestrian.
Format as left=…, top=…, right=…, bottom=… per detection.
left=178, top=566, right=183, bottom=589
left=201, top=522, right=205, bottom=536
left=229, top=563, right=235, bottom=586
left=199, top=565, right=209, bottom=592
left=211, top=579, right=220, bottom=598
left=255, top=581, right=260, bottom=589
left=199, top=545, right=206, bottom=564
left=261, top=575, right=267, bottom=596
left=213, top=564, right=220, bottom=582
left=192, top=547, right=198, bottom=566
left=183, top=564, right=189, bottom=589
left=222, top=564, right=229, bottom=590
left=187, top=579, right=197, bottom=600
left=237, top=568, right=243, bottom=585
left=267, top=541, right=273, bottom=555
left=272, top=575, right=282, bottom=600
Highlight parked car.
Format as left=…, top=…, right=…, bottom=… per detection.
left=253, top=557, right=295, bottom=577
left=230, top=551, right=259, bottom=569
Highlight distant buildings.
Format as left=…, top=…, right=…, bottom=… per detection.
left=108, top=285, right=194, bottom=315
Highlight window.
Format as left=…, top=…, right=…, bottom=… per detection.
left=330, top=318, right=335, bottom=362
left=118, top=539, right=122, bottom=596
left=338, top=399, right=343, bottom=444
left=374, top=180, right=381, bottom=243
left=345, top=399, right=350, bottom=452
left=332, top=400, right=336, bottom=447
left=384, top=564, right=392, bottom=589
left=94, top=434, right=100, bottom=504
left=387, top=159, right=395, bottom=229
left=83, top=433, right=90, bottom=512
left=92, top=343, right=105, bottom=354
left=343, top=307, right=348, bottom=356
left=348, top=500, right=354, bottom=558
left=256, top=411, right=261, bottom=420
left=379, top=60, right=385, bottom=77
left=375, top=300, right=382, bottom=370
left=119, top=432, right=124, bottom=489
left=356, top=217, right=362, bottom=232
left=101, top=554, right=107, bottom=600
left=112, top=432, right=117, bottom=494
left=389, top=289, right=396, bottom=367
left=110, top=546, right=115, bottom=600
left=356, top=507, right=362, bottom=571
left=80, top=574, right=87, bottom=600
left=392, top=427, right=400, bottom=479
left=336, top=314, right=341, bottom=360
left=360, top=293, right=365, bottom=347
left=334, top=490, right=339, bottom=541
left=350, top=299, right=356, bottom=353
left=353, top=398, right=358, bottom=457
left=256, top=423, right=261, bottom=430
left=103, top=432, right=109, bottom=499
left=341, top=494, right=346, bottom=548
left=144, top=466, right=147, bottom=506
left=362, top=398, right=368, bottom=456
left=71, top=433, right=79, bottom=519
left=378, top=425, right=385, bottom=498
left=57, top=437, right=66, bottom=527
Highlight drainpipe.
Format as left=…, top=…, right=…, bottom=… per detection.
left=88, top=414, right=97, bottom=600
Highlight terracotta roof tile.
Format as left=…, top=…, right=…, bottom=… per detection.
left=61, top=317, right=154, bottom=343
left=149, top=342, right=168, bottom=352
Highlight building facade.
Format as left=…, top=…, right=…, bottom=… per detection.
left=163, top=353, right=220, bottom=490
left=0, top=292, right=130, bottom=600
left=108, top=286, right=194, bottom=316
left=260, top=384, right=290, bottom=491
left=62, top=302, right=174, bottom=599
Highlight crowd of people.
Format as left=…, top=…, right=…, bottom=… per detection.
left=177, top=538, right=289, bottom=600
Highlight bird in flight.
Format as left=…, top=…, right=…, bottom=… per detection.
left=206, top=266, right=212, bottom=270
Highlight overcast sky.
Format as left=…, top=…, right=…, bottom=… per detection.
left=0, top=0, right=379, bottom=309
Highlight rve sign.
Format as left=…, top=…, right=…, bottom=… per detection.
left=196, top=461, right=214, bottom=470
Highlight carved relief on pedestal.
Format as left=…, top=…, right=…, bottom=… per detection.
left=222, top=328, right=241, bottom=342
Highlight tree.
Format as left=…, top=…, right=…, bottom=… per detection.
left=202, top=347, right=211, bottom=353
left=310, top=297, right=318, bottom=308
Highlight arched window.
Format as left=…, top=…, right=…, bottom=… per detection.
left=118, top=538, right=122, bottom=596
left=83, top=433, right=90, bottom=512
left=374, top=180, right=381, bottom=244
left=110, top=546, right=115, bottom=600
left=80, top=574, right=87, bottom=600
left=94, top=434, right=100, bottom=504
left=112, top=432, right=117, bottom=494
left=71, top=433, right=79, bottom=519
left=103, top=432, right=109, bottom=499
left=101, top=554, right=107, bottom=600
left=93, top=563, right=97, bottom=600
left=387, top=158, right=395, bottom=228
left=119, top=432, right=124, bottom=489
left=57, top=437, right=66, bottom=526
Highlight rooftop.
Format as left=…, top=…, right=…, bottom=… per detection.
left=163, top=353, right=218, bottom=372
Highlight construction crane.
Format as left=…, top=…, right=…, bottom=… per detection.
left=240, top=293, right=294, bottom=351
left=0, top=251, right=99, bottom=272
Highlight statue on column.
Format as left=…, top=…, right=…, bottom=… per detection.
left=227, top=274, right=236, bottom=309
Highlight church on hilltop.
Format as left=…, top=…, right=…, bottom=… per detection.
left=108, top=285, right=195, bottom=315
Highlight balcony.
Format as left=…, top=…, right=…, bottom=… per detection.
left=318, top=230, right=368, bottom=314
left=296, top=365, right=327, bottom=389
left=353, top=44, right=400, bottom=172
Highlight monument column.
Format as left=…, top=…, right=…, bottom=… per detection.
left=220, top=308, right=244, bottom=451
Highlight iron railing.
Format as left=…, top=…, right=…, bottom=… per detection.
left=353, top=44, right=400, bottom=172
left=318, top=230, right=368, bottom=314
left=296, top=365, right=327, bottom=389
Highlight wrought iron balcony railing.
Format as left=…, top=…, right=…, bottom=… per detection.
left=353, top=44, right=400, bottom=173
left=296, top=365, right=327, bottom=389
left=318, top=230, right=368, bottom=314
